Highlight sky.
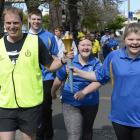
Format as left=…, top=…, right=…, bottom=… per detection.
left=119, top=0, right=140, bottom=16
left=14, top=1, right=140, bottom=16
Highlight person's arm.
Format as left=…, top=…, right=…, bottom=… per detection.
left=45, top=51, right=73, bottom=72
left=51, top=77, right=63, bottom=99
left=51, top=65, right=67, bottom=99
left=74, top=82, right=101, bottom=100
left=73, top=67, right=97, bottom=81
left=39, top=37, right=74, bottom=72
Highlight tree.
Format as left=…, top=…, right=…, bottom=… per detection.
left=0, top=0, right=5, bottom=38
left=42, top=14, right=49, bottom=29
left=76, top=0, right=124, bottom=31
left=48, top=0, right=62, bottom=31
left=107, top=15, right=126, bottom=31
left=25, top=0, right=42, bottom=11
left=67, top=0, right=78, bottom=32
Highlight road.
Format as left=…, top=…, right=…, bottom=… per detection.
left=16, top=82, right=117, bottom=140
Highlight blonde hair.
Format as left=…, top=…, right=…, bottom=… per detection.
left=2, top=7, right=23, bottom=22
left=123, top=23, right=140, bottom=40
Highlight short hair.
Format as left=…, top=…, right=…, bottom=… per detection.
left=78, top=34, right=92, bottom=43
left=54, top=26, right=63, bottom=32
left=2, top=7, right=23, bottom=22
left=28, top=8, right=42, bottom=18
left=123, top=23, right=140, bottom=40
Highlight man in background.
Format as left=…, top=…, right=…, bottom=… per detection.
left=54, top=26, right=77, bottom=58
left=100, top=28, right=110, bottom=59
left=28, top=9, right=58, bottom=140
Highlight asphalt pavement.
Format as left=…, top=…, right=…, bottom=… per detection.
left=16, top=82, right=117, bottom=140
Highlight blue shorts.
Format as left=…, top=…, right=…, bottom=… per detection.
left=0, top=105, right=42, bottom=134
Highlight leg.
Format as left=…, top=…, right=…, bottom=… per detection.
left=0, top=132, right=15, bottom=140
left=18, top=105, right=42, bottom=140
left=112, top=122, right=131, bottom=140
left=62, top=103, right=82, bottom=140
left=22, top=132, right=36, bottom=140
left=132, top=127, right=140, bottom=140
left=80, top=104, right=98, bottom=140
left=0, top=109, right=18, bottom=140
left=37, top=80, right=54, bottom=140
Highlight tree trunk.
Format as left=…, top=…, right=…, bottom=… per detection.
left=0, top=0, right=5, bottom=38
left=25, top=0, right=40, bottom=12
left=68, top=0, right=78, bottom=32
left=48, top=0, right=62, bottom=32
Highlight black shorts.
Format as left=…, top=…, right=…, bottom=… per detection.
left=0, top=105, right=42, bottom=135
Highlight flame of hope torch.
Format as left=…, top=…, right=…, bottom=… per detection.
left=62, top=32, right=73, bottom=93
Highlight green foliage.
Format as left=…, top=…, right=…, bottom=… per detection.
left=107, top=15, right=126, bottom=30
left=42, top=14, right=50, bottom=29
left=23, top=0, right=126, bottom=31
left=23, top=13, right=28, bottom=26
left=52, top=0, right=60, bottom=6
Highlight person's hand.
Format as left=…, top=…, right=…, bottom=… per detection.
left=72, top=67, right=81, bottom=76
left=62, top=48, right=74, bottom=64
left=66, top=66, right=79, bottom=76
left=74, top=90, right=86, bottom=100
left=66, top=48, right=74, bottom=59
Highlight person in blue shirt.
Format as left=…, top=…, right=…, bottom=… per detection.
left=107, top=32, right=119, bottom=50
left=104, top=32, right=119, bottom=56
left=28, top=9, right=58, bottom=140
left=100, top=28, right=110, bottom=59
left=73, top=23, right=140, bottom=140
left=51, top=37, right=102, bottom=140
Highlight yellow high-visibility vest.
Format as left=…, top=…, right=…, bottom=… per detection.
left=0, top=34, right=43, bottom=108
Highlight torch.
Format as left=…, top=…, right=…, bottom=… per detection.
left=62, top=32, right=73, bottom=93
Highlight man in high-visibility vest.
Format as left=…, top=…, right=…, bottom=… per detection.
left=0, top=7, right=73, bottom=140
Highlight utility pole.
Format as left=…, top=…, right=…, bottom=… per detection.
left=128, top=0, right=130, bottom=23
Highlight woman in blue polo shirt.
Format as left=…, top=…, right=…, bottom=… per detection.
left=51, top=37, right=101, bottom=140
left=73, top=23, right=140, bottom=140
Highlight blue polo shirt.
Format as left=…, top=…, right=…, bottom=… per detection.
left=56, top=54, right=101, bottom=107
left=107, top=38, right=118, bottom=49
left=95, top=47, right=140, bottom=127
left=39, top=29, right=58, bottom=81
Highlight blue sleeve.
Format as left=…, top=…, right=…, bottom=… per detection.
left=108, top=39, right=119, bottom=48
left=94, top=58, right=102, bottom=71
left=39, top=30, right=59, bottom=56
left=49, top=35, right=59, bottom=56
left=56, top=65, right=67, bottom=81
left=95, top=52, right=113, bottom=84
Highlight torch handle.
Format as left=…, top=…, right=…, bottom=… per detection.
left=67, top=58, right=73, bottom=93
